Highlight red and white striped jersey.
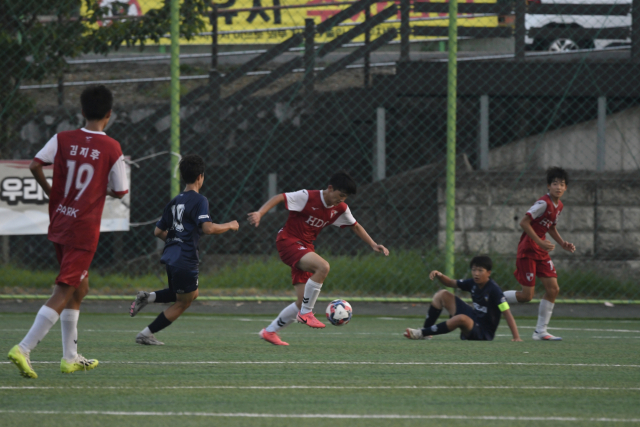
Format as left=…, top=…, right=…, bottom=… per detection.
left=277, top=189, right=357, bottom=245
left=34, top=128, right=129, bottom=252
left=517, top=193, right=563, bottom=260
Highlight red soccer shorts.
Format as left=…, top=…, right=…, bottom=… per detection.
left=513, top=257, right=557, bottom=287
left=276, top=238, right=314, bottom=285
left=53, top=243, right=95, bottom=288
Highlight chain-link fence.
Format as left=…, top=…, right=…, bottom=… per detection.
left=2, top=0, right=640, bottom=302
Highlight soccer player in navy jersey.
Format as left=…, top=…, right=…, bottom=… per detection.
left=8, top=85, right=129, bottom=378
left=248, top=171, right=389, bottom=346
left=503, top=167, right=575, bottom=341
left=404, top=256, right=521, bottom=342
left=129, top=154, right=239, bottom=345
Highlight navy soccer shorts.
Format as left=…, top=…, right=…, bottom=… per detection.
left=454, top=296, right=493, bottom=341
left=165, top=265, right=199, bottom=294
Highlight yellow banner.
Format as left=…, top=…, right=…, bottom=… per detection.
left=93, top=0, right=497, bottom=45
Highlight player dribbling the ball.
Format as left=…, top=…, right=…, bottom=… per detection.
left=248, top=171, right=389, bottom=345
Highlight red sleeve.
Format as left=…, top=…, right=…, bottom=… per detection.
left=32, top=157, right=51, bottom=166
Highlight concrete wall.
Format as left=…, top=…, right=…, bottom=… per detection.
left=489, top=106, right=640, bottom=171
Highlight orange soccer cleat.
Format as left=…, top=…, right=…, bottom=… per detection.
left=259, top=328, right=289, bottom=346
left=296, top=311, right=326, bottom=329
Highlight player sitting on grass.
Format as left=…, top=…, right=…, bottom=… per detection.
left=404, top=256, right=521, bottom=342
left=129, top=154, right=239, bottom=345
left=8, top=85, right=129, bottom=378
left=248, top=171, right=389, bottom=346
left=503, top=167, right=575, bottom=341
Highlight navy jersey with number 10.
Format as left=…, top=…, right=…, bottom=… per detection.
left=156, top=191, right=212, bottom=271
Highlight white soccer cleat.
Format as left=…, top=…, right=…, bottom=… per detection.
left=532, top=330, right=562, bottom=341
left=130, top=291, right=150, bottom=317
left=404, top=328, right=431, bottom=340
left=135, top=332, right=164, bottom=346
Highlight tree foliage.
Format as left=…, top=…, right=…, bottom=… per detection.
left=0, top=0, right=209, bottom=157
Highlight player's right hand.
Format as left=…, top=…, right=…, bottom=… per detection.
left=539, top=240, right=555, bottom=252
left=429, top=270, right=442, bottom=281
left=247, top=212, right=261, bottom=227
left=228, top=220, right=240, bottom=232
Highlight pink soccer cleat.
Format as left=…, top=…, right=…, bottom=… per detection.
left=296, top=311, right=326, bottom=329
left=260, top=328, right=289, bottom=346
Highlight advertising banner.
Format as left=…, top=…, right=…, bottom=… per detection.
left=93, top=0, right=498, bottom=45
left=0, top=160, right=131, bottom=236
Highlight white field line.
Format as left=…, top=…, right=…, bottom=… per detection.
left=1, top=385, right=639, bottom=391
left=0, top=410, right=638, bottom=422
left=517, top=326, right=640, bottom=333
left=2, top=361, right=639, bottom=368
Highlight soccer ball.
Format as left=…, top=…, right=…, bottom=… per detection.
left=325, top=299, right=353, bottom=326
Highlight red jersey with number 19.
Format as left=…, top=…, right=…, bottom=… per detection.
left=34, top=128, right=129, bottom=252
left=516, top=193, right=563, bottom=260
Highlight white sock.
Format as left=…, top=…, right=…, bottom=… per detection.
left=504, top=291, right=518, bottom=304
left=266, top=303, right=299, bottom=333
left=61, top=309, right=80, bottom=362
left=19, top=305, right=60, bottom=354
left=140, top=326, right=152, bottom=337
left=148, top=292, right=157, bottom=303
left=299, top=279, right=323, bottom=315
left=535, top=299, right=554, bottom=333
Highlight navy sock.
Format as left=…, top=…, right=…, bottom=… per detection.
left=423, top=305, right=442, bottom=329
left=148, top=312, right=172, bottom=334
left=154, top=289, right=177, bottom=303
left=421, top=321, right=450, bottom=337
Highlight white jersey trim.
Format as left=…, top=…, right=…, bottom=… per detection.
left=284, top=190, right=309, bottom=212
left=34, top=134, right=58, bottom=164
left=81, top=128, right=107, bottom=135
left=331, top=206, right=357, bottom=227
left=527, top=199, right=548, bottom=220
left=108, top=155, right=129, bottom=193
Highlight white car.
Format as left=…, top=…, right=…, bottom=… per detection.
left=525, top=0, right=632, bottom=51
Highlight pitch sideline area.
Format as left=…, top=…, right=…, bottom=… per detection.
left=1, top=314, right=639, bottom=427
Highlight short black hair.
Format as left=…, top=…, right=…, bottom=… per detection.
left=329, top=170, right=357, bottom=195
left=179, top=154, right=205, bottom=184
left=80, top=85, right=113, bottom=120
left=470, top=255, right=492, bottom=272
left=547, top=166, right=569, bottom=186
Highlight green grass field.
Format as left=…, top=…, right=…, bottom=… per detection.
left=1, top=313, right=639, bottom=426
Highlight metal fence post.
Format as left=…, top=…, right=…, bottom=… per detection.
left=170, top=0, right=180, bottom=198
left=479, top=95, right=489, bottom=170
left=597, top=96, right=606, bottom=171
left=632, top=0, right=640, bottom=62
left=57, top=75, right=64, bottom=106
left=400, top=0, right=410, bottom=62
left=209, top=5, right=220, bottom=102
left=304, top=18, right=315, bottom=95
left=373, top=107, right=386, bottom=182
left=268, top=173, right=278, bottom=212
left=515, top=0, right=526, bottom=60
left=364, top=7, right=371, bottom=88
left=445, top=0, right=458, bottom=278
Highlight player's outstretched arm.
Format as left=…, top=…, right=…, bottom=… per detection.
left=548, top=225, right=576, bottom=253
left=502, top=309, right=522, bottom=342
left=519, top=215, right=555, bottom=252
left=428, top=270, right=457, bottom=288
left=247, top=194, right=285, bottom=227
left=154, top=227, right=168, bottom=242
left=29, top=160, right=51, bottom=197
left=202, top=220, right=240, bottom=235
left=350, top=223, right=389, bottom=256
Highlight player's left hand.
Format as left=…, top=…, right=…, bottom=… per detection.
left=561, top=241, right=576, bottom=252
left=247, top=212, right=261, bottom=227
left=512, top=337, right=523, bottom=342
left=372, top=244, right=389, bottom=256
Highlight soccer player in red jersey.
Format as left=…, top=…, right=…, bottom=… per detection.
left=503, top=167, right=575, bottom=341
left=248, top=171, right=389, bottom=345
left=7, top=86, right=129, bottom=378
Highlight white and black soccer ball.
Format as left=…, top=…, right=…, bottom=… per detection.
left=325, top=299, right=353, bottom=326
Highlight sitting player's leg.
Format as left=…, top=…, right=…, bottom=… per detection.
left=533, top=276, right=562, bottom=341
left=60, top=275, right=98, bottom=374
left=294, top=252, right=330, bottom=328
left=405, top=290, right=459, bottom=340
left=505, top=258, right=537, bottom=304
left=261, top=283, right=305, bottom=346
left=130, top=288, right=177, bottom=317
